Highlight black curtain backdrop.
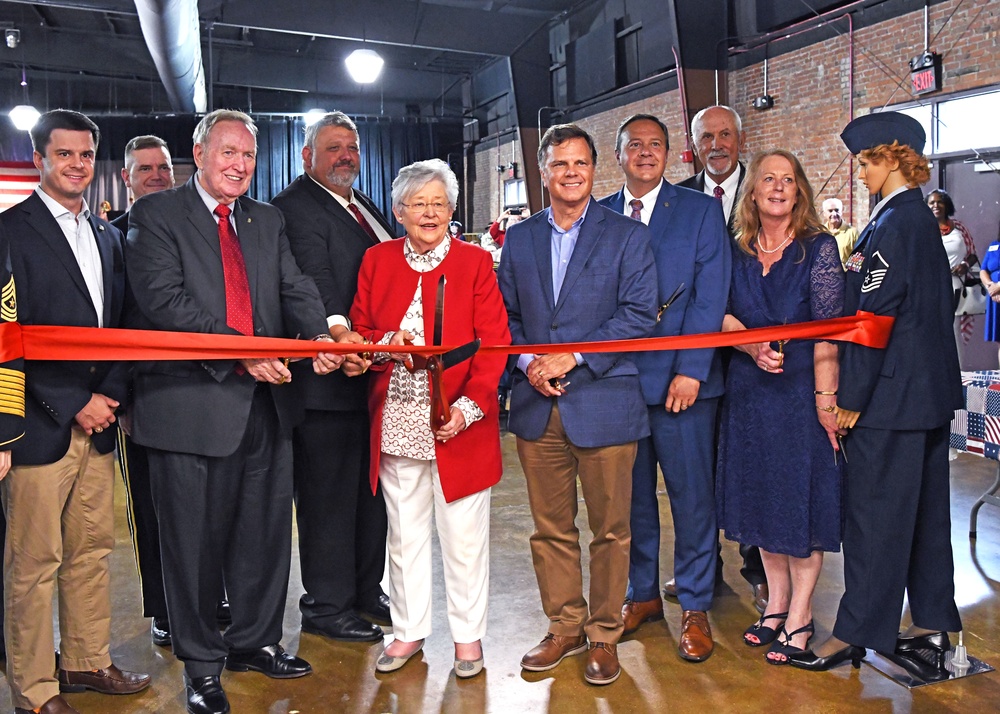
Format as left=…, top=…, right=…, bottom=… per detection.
left=0, top=113, right=451, bottom=232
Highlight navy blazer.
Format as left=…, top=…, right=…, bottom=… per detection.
left=599, top=180, right=731, bottom=404
left=125, top=177, right=329, bottom=457
left=839, top=187, right=962, bottom=428
left=497, top=198, right=658, bottom=448
left=271, top=175, right=395, bottom=412
left=678, top=162, right=746, bottom=237
left=2, top=191, right=127, bottom=464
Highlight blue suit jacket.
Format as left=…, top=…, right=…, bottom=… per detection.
left=497, top=198, right=658, bottom=447
left=600, top=180, right=731, bottom=405
left=839, top=187, right=961, bottom=429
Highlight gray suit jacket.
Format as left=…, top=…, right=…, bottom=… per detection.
left=124, top=177, right=328, bottom=457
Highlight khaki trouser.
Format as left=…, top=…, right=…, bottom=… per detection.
left=517, top=403, right=636, bottom=645
left=3, top=427, right=114, bottom=710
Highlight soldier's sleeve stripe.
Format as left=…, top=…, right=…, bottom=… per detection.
left=0, top=431, right=24, bottom=447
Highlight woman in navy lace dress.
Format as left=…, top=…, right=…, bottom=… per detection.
left=716, top=149, right=845, bottom=665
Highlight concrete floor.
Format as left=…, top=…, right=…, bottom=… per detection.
left=5, top=432, right=1000, bottom=713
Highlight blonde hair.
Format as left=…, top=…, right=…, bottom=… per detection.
left=859, top=141, right=931, bottom=186
left=733, top=149, right=826, bottom=257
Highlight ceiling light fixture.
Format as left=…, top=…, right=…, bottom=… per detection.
left=345, top=48, right=384, bottom=84
left=303, top=108, right=326, bottom=126
left=9, top=104, right=39, bottom=131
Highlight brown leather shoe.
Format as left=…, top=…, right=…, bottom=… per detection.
left=58, top=663, right=151, bottom=695
left=520, top=633, right=588, bottom=672
left=662, top=578, right=678, bottom=599
left=15, top=694, right=80, bottom=714
left=584, top=643, right=620, bottom=685
left=622, top=597, right=664, bottom=635
left=752, top=582, right=769, bottom=614
left=678, top=610, right=714, bottom=662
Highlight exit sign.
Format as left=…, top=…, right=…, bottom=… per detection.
left=909, top=51, right=942, bottom=95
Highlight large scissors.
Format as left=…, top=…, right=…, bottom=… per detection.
left=403, top=275, right=480, bottom=431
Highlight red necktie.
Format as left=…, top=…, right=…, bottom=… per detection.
left=629, top=199, right=643, bottom=221
left=213, top=204, right=254, bottom=337
left=713, top=185, right=724, bottom=200
left=347, top=202, right=380, bottom=245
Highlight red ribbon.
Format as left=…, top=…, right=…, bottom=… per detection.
left=0, top=312, right=893, bottom=362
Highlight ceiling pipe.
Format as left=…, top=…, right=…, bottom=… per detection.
left=134, top=0, right=207, bottom=113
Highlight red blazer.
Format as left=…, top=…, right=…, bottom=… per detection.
left=350, top=239, right=511, bottom=502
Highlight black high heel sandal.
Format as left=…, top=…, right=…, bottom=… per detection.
left=787, top=644, right=866, bottom=672
left=743, top=611, right=788, bottom=647
left=766, top=621, right=814, bottom=666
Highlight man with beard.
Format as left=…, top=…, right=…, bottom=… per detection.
left=678, top=105, right=769, bottom=615
left=271, top=111, right=395, bottom=642
left=822, top=197, right=859, bottom=267
left=679, top=105, right=747, bottom=236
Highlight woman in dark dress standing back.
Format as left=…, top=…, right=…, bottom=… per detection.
left=716, top=149, right=845, bottom=665
left=789, top=112, right=963, bottom=676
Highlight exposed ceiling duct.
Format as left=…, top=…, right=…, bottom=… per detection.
left=134, top=0, right=207, bottom=112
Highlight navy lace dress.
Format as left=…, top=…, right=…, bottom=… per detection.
left=716, top=233, right=846, bottom=557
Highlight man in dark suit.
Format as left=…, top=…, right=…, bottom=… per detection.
left=678, top=105, right=746, bottom=236
left=498, top=124, right=657, bottom=686
left=126, top=110, right=342, bottom=714
left=271, top=111, right=393, bottom=642
left=111, top=134, right=176, bottom=648
left=677, top=104, right=768, bottom=613
left=2, top=109, right=150, bottom=714
left=600, top=114, right=730, bottom=662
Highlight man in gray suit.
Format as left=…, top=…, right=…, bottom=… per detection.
left=126, top=109, right=341, bottom=714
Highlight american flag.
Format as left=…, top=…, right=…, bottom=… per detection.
left=0, top=161, right=39, bottom=212
left=960, top=314, right=976, bottom=344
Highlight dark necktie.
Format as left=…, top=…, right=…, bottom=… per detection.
left=347, top=202, right=380, bottom=245
left=213, top=204, right=254, bottom=337
left=713, top=185, right=725, bottom=201
left=629, top=199, right=643, bottom=221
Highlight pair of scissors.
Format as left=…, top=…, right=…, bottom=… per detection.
left=403, top=275, right=480, bottom=431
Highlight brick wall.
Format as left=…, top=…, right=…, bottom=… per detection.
left=526, top=0, right=999, bottom=227
left=467, top=136, right=521, bottom=233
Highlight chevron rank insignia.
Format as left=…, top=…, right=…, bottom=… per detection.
left=861, top=250, right=888, bottom=293
left=1, top=275, right=15, bottom=322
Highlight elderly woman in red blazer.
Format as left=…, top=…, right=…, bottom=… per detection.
left=348, top=158, right=510, bottom=679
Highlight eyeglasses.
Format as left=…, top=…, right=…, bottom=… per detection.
left=401, top=202, right=450, bottom=214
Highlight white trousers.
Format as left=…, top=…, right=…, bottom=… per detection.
left=379, top=453, right=491, bottom=644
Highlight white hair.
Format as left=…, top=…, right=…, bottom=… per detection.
left=390, top=159, right=459, bottom=212
left=822, top=197, right=844, bottom=211
left=690, top=105, right=743, bottom=138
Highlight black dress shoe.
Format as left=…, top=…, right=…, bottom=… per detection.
left=881, top=649, right=949, bottom=681
left=216, top=599, right=232, bottom=627
left=151, top=617, right=171, bottom=647
left=303, top=612, right=384, bottom=642
left=357, top=593, right=392, bottom=626
left=788, top=645, right=866, bottom=672
left=184, top=674, right=230, bottom=714
left=225, top=644, right=312, bottom=679
left=895, top=631, right=950, bottom=654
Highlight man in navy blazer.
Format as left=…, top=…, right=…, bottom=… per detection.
left=2, top=110, right=150, bottom=714
left=600, top=114, right=730, bottom=662
left=498, top=124, right=657, bottom=686
left=678, top=104, right=768, bottom=612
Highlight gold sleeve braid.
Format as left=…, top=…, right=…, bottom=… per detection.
left=0, top=367, right=24, bottom=418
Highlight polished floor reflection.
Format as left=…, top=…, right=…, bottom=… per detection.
left=4, top=435, right=1000, bottom=713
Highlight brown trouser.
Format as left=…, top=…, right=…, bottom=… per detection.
left=3, top=427, right=114, bottom=710
left=516, top=404, right=636, bottom=645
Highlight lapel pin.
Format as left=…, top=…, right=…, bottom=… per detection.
left=247, top=217, right=252, bottom=223
left=98, top=225, right=105, bottom=231
left=663, top=201, right=669, bottom=207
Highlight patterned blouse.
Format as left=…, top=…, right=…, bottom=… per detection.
left=377, top=235, right=483, bottom=460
